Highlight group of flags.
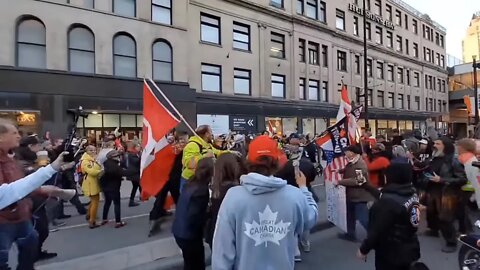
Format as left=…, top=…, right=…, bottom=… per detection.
left=138, top=80, right=363, bottom=201
left=315, top=84, right=363, bottom=183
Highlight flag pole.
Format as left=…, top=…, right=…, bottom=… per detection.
left=145, top=78, right=200, bottom=139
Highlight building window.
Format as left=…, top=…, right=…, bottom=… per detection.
left=234, top=68, right=251, bottom=95
left=378, top=91, right=385, bottom=107
left=152, top=0, right=171, bottom=25
left=377, top=61, right=384, bottom=79
left=71, top=0, right=94, bottom=8
left=404, top=14, right=408, bottom=30
left=387, top=64, right=394, bottom=81
left=374, top=0, right=381, bottom=16
left=386, top=4, right=392, bottom=21
left=405, top=39, right=409, bottom=55
left=201, top=14, right=220, bottom=45
left=396, top=35, right=402, bottom=52
left=386, top=31, right=393, bottom=48
left=367, top=59, right=373, bottom=77
left=414, top=72, right=419, bottom=87
left=437, top=78, right=442, bottom=92
left=354, top=55, right=361, bottom=74
left=299, top=39, right=306, bottom=62
left=367, top=89, right=373, bottom=106
left=113, top=0, right=136, bottom=17
left=398, top=94, right=404, bottom=109
left=233, top=22, right=250, bottom=51
left=336, top=9, right=345, bottom=30
left=435, top=33, right=440, bottom=46
left=414, top=96, right=420, bottom=110
left=321, top=45, right=328, bottom=67
left=16, top=17, right=46, bottom=69
left=353, top=16, right=359, bottom=36
left=308, top=41, right=319, bottom=65
left=320, top=1, right=326, bottom=22
left=375, top=26, right=383, bottom=44
left=366, top=22, right=372, bottom=40
left=407, top=95, right=411, bottom=110
left=442, top=80, right=446, bottom=92
left=152, top=40, right=172, bottom=81
left=438, top=100, right=442, bottom=112
left=337, top=50, right=347, bottom=71
left=271, top=74, right=285, bottom=98
left=395, top=10, right=401, bottom=26
left=412, top=19, right=418, bottom=34
left=113, top=33, right=136, bottom=77
left=406, top=70, right=410, bottom=85
left=306, top=0, right=318, bottom=19
left=321, top=81, right=328, bottom=102
left=297, top=0, right=304, bottom=14
left=440, top=55, right=445, bottom=68
left=270, top=0, right=283, bottom=8
left=308, top=80, right=320, bottom=101
left=425, top=75, right=429, bottom=89
left=440, top=35, right=444, bottom=48
left=425, top=48, right=431, bottom=62
left=68, top=26, right=95, bottom=74
left=442, top=102, right=447, bottom=112
left=397, top=67, right=404, bottom=84
left=435, top=53, right=440, bottom=66
left=413, top=43, right=418, bottom=58
left=270, top=32, right=285, bottom=58
left=429, top=98, right=433, bottom=111
left=201, top=64, right=221, bottom=92
left=388, top=92, right=394, bottom=108
left=299, top=78, right=306, bottom=100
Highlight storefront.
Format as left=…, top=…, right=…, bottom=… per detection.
left=0, top=110, right=40, bottom=135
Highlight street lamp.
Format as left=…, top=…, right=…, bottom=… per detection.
left=362, top=0, right=369, bottom=129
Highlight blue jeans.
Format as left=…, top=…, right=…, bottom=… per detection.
left=179, top=177, right=187, bottom=194
left=0, top=220, right=39, bottom=270
left=346, top=201, right=369, bottom=237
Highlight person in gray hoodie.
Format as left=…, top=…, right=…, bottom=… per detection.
left=212, top=135, right=318, bottom=270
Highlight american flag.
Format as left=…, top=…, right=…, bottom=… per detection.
left=324, top=154, right=347, bottom=184
left=316, top=127, right=348, bottom=184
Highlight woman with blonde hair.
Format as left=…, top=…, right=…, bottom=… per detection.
left=80, top=145, right=103, bottom=228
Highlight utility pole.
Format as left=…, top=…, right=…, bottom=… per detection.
left=362, top=0, right=369, bottom=129
left=474, top=56, right=480, bottom=125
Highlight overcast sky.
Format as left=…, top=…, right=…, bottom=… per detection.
left=403, top=0, right=480, bottom=59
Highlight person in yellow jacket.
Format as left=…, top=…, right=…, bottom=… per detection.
left=80, top=145, right=103, bottom=229
left=181, top=125, right=227, bottom=192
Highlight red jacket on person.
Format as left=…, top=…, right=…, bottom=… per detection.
left=364, top=155, right=390, bottom=188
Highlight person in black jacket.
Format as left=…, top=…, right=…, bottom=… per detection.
left=126, top=144, right=141, bottom=207
left=172, top=157, right=213, bottom=270
left=357, top=162, right=421, bottom=270
left=100, top=150, right=129, bottom=228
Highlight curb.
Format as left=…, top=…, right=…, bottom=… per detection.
left=130, top=220, right=332, bottom=270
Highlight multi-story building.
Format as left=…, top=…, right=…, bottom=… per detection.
left=462, top=11, right=480, bottom=63
left=0, top=0, right=448, bottom=140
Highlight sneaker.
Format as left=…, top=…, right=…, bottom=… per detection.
left=37, top=251, right=57, bottom=261
left=301, top=240, right=311, bottom=253
left=128, top=201, right=140, bottom=207
left=441, top=245, right=457, bottom=253
left=294, top=255, right=302, bottom=262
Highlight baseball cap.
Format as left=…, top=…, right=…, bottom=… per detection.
left=248, top=135, right=286, bottom=165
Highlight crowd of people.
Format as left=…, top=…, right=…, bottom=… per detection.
left=3, top=113, right=480, bottom=270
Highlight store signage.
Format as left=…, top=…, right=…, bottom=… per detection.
left=17, top=113, right=36, bottom=126
left=348, top=3, right=395, bottom=30
left=230, top=116, right=257, bottom=133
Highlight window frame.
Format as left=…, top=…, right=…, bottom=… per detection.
left=112, top=32, right=137, bottom=78
left=308, top=79, right=320, bottom=101
left=386, top=31, right=393, bottom=48
left=16, top=17, right=47, bottom=69
left=386, top=4, right=392, bottom=21
left=414, top=96, right=420, bottom=110
left=200, top=13, right=221, bottom=45
left=299, top=77, right=306, bottom=100
left=366, top=58, right=373, bottom=77
left=321, top=81, right=328, bottom=102
left=321, top=45, right=328, bottom=67
left=397, top=67, right=404, bottom=84
left=398, top=93, right=404, bottom=109
left=388, top=92, right=395, bottom=108
left=270, top=32, right=286, bottom=59
left=354, top=55, right=361, bottom=74
left=353, top=16, right=359, bottom=36
left=232, top=21, right=250, bottom=51
left=395, top=10, right=402, bottom=26
left=270, top=0, right=284, bottom=9
left=374, top=0, right=382, bottom=16
left=376, top=61, right=384, bottom=79
left=412, top=19, right=418, bottom=34
left=152, top=0, right=171, bottom=25
left=375, top=26, right=383, bottom=44
left=233, top=68, right=251, bottom=95
left=201, top=63, right=222, bottom=92
left=306, top=0, right=318, bottom=20
left=113, top=0, right=136, bottom=17
left=319, top=1, right=326, bottom=22
left=152, top=39, right=173, bottom=81
left=387, top=64, right=394, bottom=82
left=299, top=39, right=306, bottom=63
left=271, top=74, right=286, bottom=98
left=308, top=41, right=319, bottom=65
left=335, top=9, right=345, bottom=31
left=68, top=25, right=95, bottom=74
left=396, top=35, right=403, bottom=52
left=337, top=50, right=347, bottom=72
left=377, top=90, right=385, bottom=107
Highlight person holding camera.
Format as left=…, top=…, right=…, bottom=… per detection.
left=337, top=145, right=375, bottom=242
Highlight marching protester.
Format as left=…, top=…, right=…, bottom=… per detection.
left=212, top=135, right=318, bottom=270
left=363, top=143, right=391, bottom=188
left=126, top=143, right=142, bottom=207
left=80, top=145, right=103, bottom=229
left=423, top=137, right=467, bottom=253
left=337, top=145, right=375, bottom=242
left=357, top=162, right=421, bottom=270
left=205, top=153, right=243, bottom=249
left=172, top=157, right=213, bottom=270
left=101, top=150, right=129, bottom=228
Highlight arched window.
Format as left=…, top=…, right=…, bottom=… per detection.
left=113, top=33, right=136, bottom=77
left=68, top=26, right=95, bottom=73
left=16, top=17, right=46, bottom=68
left=152, top=40, right=172, bottom=81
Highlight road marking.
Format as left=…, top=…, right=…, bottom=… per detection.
left=56, top=213, right=150, bottom=231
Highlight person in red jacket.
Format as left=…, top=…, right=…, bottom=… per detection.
left=364, top=143, right=391, bottom=188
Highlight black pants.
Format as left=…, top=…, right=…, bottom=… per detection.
left=33, top=207, right=49, bottom=254
left=150, top=177, right=180, bottom=221
left=103, top=190, right=121, bottom=223
left=458, top=191, right=474, bottom=234
left=130, top=181, right=141, bottom=201
left=60, top=171, right=87, bottom=215
left=375, top=259, right=411, bottom=270
left=426, top=190, right=457, bottom=246
left=174, top=237, right=205, bottom=270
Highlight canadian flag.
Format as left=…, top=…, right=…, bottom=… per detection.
left=140, top=82, right=180, bottom=200
left=335, top=84, right=358, bottom=144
